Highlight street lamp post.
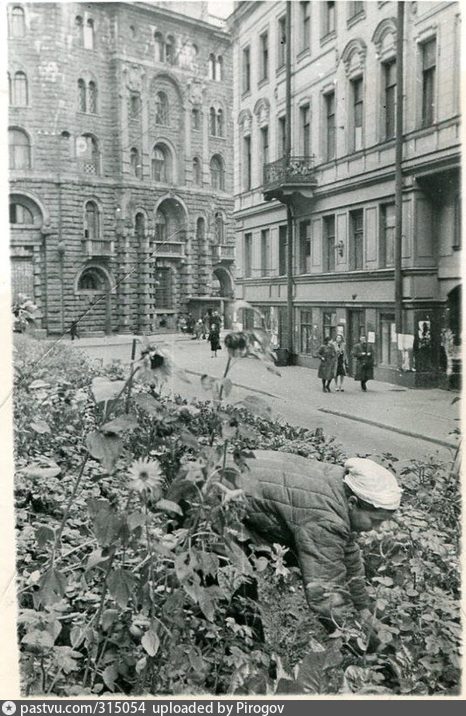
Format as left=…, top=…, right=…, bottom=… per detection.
left=285, top=0, right=294, bottom=361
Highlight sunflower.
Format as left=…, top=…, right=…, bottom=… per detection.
left=138, top=338, right=173, bottom=384
left=128, top=458, right=163, bottom=499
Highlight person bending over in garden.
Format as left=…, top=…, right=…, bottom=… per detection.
left=241, top=451, right=401, bottom=632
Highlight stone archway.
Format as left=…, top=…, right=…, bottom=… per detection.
left=74, top=264, right=114, bottom=335
left=213, top=266, right=234, bottom=298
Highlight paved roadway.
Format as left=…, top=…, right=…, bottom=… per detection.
left=73, top=333, right=460, bottom=466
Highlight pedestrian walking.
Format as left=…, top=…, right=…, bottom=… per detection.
left=352, top=335, right=374, bottom=391
left=70, top=321, right=80, bottom=341
left=202, top=311, right=211, bottom=339
left=334, top=334, right=348, bottom=392
left=193, top=319, right=203, bottom=340
left=208, top=323, right=221, bottom=357
left=317, top=336, right=337, bottom=392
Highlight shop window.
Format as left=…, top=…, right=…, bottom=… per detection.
left=379, top=314, right=397, bottom=366
left=323, top=311, right=337, bottom=340
left=300, top=310, right=314, bottom=353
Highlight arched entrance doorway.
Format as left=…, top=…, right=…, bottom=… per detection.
left=152, top=198, right=187, bottom=330
left=212, top=267, right=234, bottom=329
left=9, top=193, right=43, bottom=302
left=74, top=265, right=114, bottom=335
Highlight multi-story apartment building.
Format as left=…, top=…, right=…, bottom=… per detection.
left=231, top=0, right=461, bottom=386
left=8, top=1, right=234, bottom=335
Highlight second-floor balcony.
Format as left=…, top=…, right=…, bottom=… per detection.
left=154, top=241, right=185, bottom=259
left=83, top=239, right=114, bottom=258
left=212, top=244, right=235, bottom=262
left=263, top=155, right=318, bottom=203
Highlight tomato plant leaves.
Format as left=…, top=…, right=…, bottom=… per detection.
left=86, top=431, right=123, bottom=473
left=87, top=499, right=124, bottom=547
left=141, top=629, right=160, bottom=657
left=107, top=568, right=137, bottom=609
left=37, top=568, right=67, bottom=607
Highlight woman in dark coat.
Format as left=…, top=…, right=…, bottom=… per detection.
left=334, top=334, right=348, bottom=392
left=208, top=323, right=221, bottom=357
left=352, top=335, right=374, bottom=391
left=317, top=336, right=337, bottom=392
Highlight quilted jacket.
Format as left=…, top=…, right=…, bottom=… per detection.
left=241, top=450, right=369, bottom=613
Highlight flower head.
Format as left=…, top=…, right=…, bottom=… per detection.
left=128, top=458, right=163, bottom=499
left=138, top=338, right=173, bottom=384
left=224, top=332, right=250, bottom=358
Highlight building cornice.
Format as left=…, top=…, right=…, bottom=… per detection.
left=109, top=2, right=231, bottom=40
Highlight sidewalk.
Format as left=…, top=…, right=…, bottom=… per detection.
left=73, top=332, right=460, bottom=451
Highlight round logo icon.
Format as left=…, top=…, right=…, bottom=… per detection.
left=2, top=703, right=16, bottom=716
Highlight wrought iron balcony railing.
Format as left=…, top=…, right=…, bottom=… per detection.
left=263, top=155, right=317, bottom=198
left=154, top=241, right=185, bottom=258
left=84, top=239, right=114, bottom=258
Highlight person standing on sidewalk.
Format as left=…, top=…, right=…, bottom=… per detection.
left=208, top=322, right=221, bottom=358
left=352, top=335, right=374, bottom=391
left=334, top=334, right=348, bottom=392
left=317, top=336, right=337, bottom=392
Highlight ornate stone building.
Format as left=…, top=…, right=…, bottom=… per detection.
left=8, top=1, right=234, bottom=335
left=231, top=1, right=461, bottom=386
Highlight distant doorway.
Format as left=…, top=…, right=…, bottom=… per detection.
left=347, top=309, right=365, bottom=375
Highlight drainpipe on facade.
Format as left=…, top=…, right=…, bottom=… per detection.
left=395, top=1, right=405, bottom=367
left=285, top=0, right=294, bottom=361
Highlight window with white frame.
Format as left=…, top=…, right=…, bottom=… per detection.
left=260, top=31, right=269, bottom=81
left=300, top=2, right=310, bottom=52
left=421, top=38, right=436, bottom=127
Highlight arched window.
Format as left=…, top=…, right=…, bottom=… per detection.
left=215, top=212, right=225, bottom=244
left=209, top=107, right=216, bottom=136
left=77, top=134, right=100, bottom=175
left=9, top=128, right=31, bottom=169
left=155, top=267, right=173, bottom=308
left=84, top=201, right=100, bottom=240
left=216, top=56, right=223, bottom=81
left=135, top=212, right=146, bottom=240
left=196, top=217, right=205, bottom=242
left=155, top=209, right=167, bottom=242
left=208, top=53, right=216, bottom=80
left=129, top=92, right=141, bottom=119
left=165, top=35, right=175, bottom=64
left=11, top=6, right=25, bottom=38
left=88, top=81, right=97, bottom=114
left=192, top=157, right=201, bottom=186
left=192, top=44, right=199, bottom=58
left=151, top=145, right=171, bottom=182
left=78, top=78, right=86, bottom=112
left=192, top=108, right=201, bottom=131
left=84, top=18, right=94, bottom=49
left=78, top=268, right=105, bottom=291
left=155, top=91, right=169, bottom=125
left=130, top=148, right=141, bottom=178
left=210, top=155, right=224, bottom=191
left=75, top=15, right=84, bottom=44
left=10, top=202, right=33, bottom=224
left=154, top=32, right=164, bottom=62
left=12, top=71, right=28, bottom=106
left=217, top=109, right=224, bottom=138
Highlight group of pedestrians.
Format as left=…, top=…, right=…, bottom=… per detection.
left=318, top=334, right=374, bottom=393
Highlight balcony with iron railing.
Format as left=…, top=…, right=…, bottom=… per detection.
left=154, top=241, right=185, bottom=258
left=212, top=244, right=235, bottom=262
left=263, top=155, right=318, bottom=203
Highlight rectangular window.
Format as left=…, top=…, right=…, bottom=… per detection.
left=243, top=135, right=252, bottom=190
left=300, top=2, right=310, bottom=52
left=260, top=31, right=269, bottom=81
left=300, top=104, right=311, bottom=157
left=348, top=1, right=363, bottom=19
left=278, top=225, right=287, bottom=276
left=380, top=203, right=395, bottom=267
left=278, top=116, right=286, bottom=158
left=383, top=60, right=396, bottom=139
left=277, top=15, right=286, bottom=68
left=325, top=92, right=335, bottom=161
left=323, top=215, right=335, bottom=272
left=242, top=45, right=251, bottom=93
left=261, top=125, right=269, bottom=170
left=352, top=77, right=363, bottom=151
left=323, top=310, right=337, bottom=340
left=323, top=1, right=335, bottom=37
left=260, top=229, right=271, bottom=277
left=300, top=309, right=314, bottom=353
left=379, top=313, right=397, bottom=366
left=192, top=108, right=201, bottom=130
left=349, top=209, right=364, bottom=270
left=299, top=220, right=311, bottom=274
left=244, top=232, right=252, bottom=278
left=422, top=38, right=436, bottom=127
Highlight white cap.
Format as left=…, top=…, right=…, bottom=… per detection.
left=343, top=457, right=402, bottom=510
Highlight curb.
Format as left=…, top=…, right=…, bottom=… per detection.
left=318, top=407, right=458, bottom=450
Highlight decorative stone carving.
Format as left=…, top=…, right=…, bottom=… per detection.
left=340, top=38, right=367, bottom=77
left=238, top=108, right=252, bottom=136
left=253, top=98, right=270, bottom=127
left=123, top=63, right=146, bottom=92
left=186, top=78, right=205, bottom=105
left=372, top=18, right=397, bottom=59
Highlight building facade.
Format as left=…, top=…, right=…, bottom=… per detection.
left=8, top=1, right=234, bottom=335
left=231, top=0, right=461, bottom=386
